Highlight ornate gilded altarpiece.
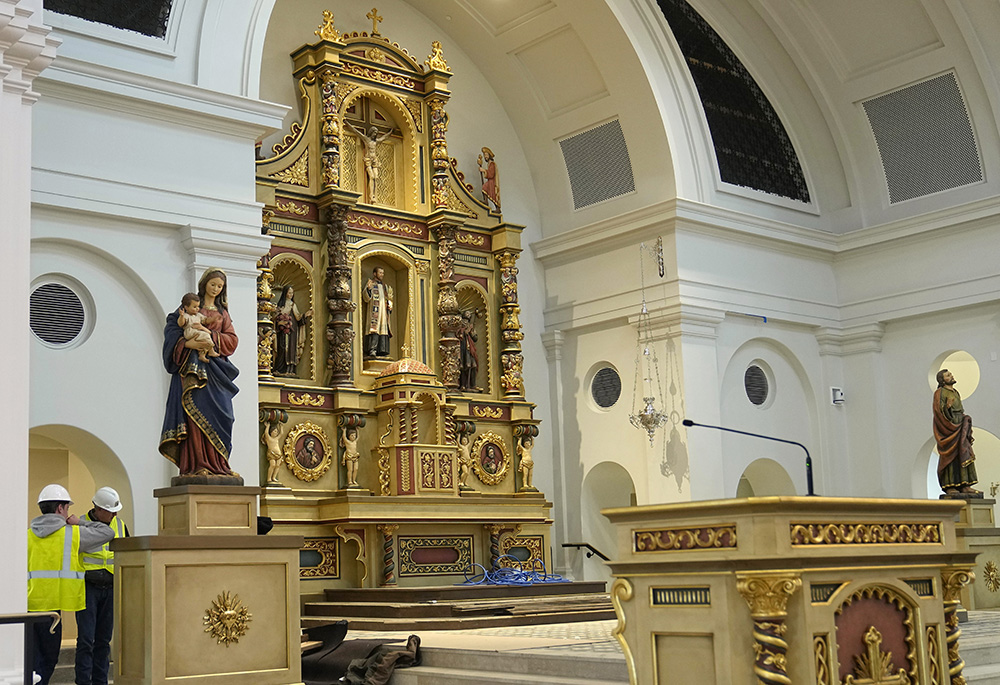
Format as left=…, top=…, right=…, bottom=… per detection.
left=254, top=10, right=550, bottom=590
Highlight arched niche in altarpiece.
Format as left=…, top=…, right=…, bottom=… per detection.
left=270, top=253, right=315, bottom=382
left=355, top=245, right=416, bottom=369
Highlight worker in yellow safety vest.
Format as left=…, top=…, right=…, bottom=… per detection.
left=28, top=484, right=113, bottom=685
left=76, top=487, right=129, bottom=685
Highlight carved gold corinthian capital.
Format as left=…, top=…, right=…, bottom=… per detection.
left=941, top=567, right=975, bottom=603
left=737, top=573, right=802, bottom=619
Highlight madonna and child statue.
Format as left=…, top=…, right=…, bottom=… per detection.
left=158, top=268, right=243, bottom=485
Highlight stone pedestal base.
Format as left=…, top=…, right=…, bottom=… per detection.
left=955, top=497, right=1000, bottom=609
left=113, top=486, right=304, bottom=685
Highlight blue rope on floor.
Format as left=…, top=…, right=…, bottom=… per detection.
left=458, top=555, right=570, bottom=586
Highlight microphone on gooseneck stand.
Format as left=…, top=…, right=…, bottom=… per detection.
left=682, top=419, right=817, bottom=496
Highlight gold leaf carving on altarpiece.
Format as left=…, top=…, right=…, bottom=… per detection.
left=288, top=392, right=326, bottom=407
left=366, top=47, right=387, bottom=63
left=203, top=591, right=252, bottom=646
left=634, top=525, right=737, bottom=552
left=275, top=199, right=310, bottom=216
left=446, top=185, right=478, bottom=218
left=300, top=538, right=339, bottom=579
left=473, top=405, right=503, bottom=419
left=314, top=10, right=341, bottom=42
left=349, top=212, right=425, bottom=237
left=789, top=522, right=941, bottom=546
left=844, top=626, right=911, bottom=685
left=404, top=98, right=423, bottom=132
left=456, top=232, right=486, bottom=248
left=269, top=149, right=309, bottom=187
left=344, top=63, right=415, bottom=90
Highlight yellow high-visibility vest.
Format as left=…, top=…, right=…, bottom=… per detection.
left=27, top=525, right=85, bottom=612
left=80, top=513, right=124, bottom=573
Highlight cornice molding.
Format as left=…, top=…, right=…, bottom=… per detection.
left=35, top=56, right=288, bottom=137
left=0, top=2, right=60, bottom=104
left=814, top=323, right=885, bottom=356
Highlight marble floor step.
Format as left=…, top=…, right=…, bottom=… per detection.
left=302, top=607, right=616, bottom=631
left=388, top=646, right=628, bottom=685
left=963, top=663, right=1000, bottom=685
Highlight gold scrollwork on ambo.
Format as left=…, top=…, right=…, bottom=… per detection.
left=344, top=63, right=415, bottom=89
left=814, top=634, right=831, bottom=685
left=926, top=625, right=941, bottom=685
left=473, top=406, right=503, bottom=419
left=611, top=578, right=638, bottom=685
left=790, top=522, right=941, bottom=545
left=269, top=149, right=309, bottom=187
left=845, top=626, right=910, bottom=685
left=276, top=199, right=309, bottom=216
left=634, top=525, right=737, bottom=552
left=283, top=422, right=333, bottom=482
left=288, top=392, right=325, bottom=407
left=203, top=591, right=251, bottom=646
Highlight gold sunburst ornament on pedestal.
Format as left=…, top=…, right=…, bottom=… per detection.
left=204, top=591, right=252, bottom=646
left=985, top=560, right=1000, bottom=592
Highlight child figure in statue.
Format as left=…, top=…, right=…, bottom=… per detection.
left=177, top=293, right=218, bottom=363
left=341, top=428, right=360, bottom=488
left=262, top=424, right=282, bottom=485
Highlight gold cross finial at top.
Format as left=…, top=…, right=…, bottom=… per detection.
left=367, top=7, right=383, bottom=36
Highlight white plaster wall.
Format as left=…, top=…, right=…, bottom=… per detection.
left=29, top=11, right=285, bottom=535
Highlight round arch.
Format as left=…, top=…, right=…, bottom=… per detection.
left=581, top=461, right=635, bottom=584
left=737, top=457, right=796, bottom=497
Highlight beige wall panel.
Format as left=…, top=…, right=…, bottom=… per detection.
left=164, top=563, right=289, bottom=677
left=653, top=633, right=716, bottom=684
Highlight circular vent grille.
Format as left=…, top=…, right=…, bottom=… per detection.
left=744, top=365, right=769, bottom=406
left=31, top=283, right=86, bottom=346
left=591, top=367, right=622, bottom=409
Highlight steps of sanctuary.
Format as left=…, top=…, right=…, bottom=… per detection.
left=302, top=580, right=614, bottom=631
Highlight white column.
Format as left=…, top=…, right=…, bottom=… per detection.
left=541, top=330, right=578, bottom=578
left=0, top=1, right=57, bottom=681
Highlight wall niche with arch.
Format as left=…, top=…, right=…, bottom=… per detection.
left=270, top=256, right=315, bottom=381
left=357, top=249, right=414, bottom=368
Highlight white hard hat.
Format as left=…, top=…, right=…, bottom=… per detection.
left=92, top=486, right=122, bottom=513
left=38, top=483, right=73, bottom=504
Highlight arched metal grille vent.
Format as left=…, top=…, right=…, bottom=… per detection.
left=862, top=73, right=982, bottom=204
left=592, top=367, right=623, bottom=408
left=656, top=0, right=810, bottom=202
left=30, top=283, right=85, bottom=346
left=559, top=120, right=636, bottom=209
left=744, top=365, right=769, bottom=406
left=46, top=0, right=173, bottom=39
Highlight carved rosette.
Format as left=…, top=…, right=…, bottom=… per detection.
left=941, top=567, right=974, bottom=685
left=325, top=206, right=357, bottom=386
left=434, top=224, right=461, bottom=388
left=497, top=251, right=525, bottom=398
left=377, top=523, right=399, bottom=586
left=428, top=97, right=450, bottom=208
left=257, top=251, right=277, bottom=379
left=736, top=573, right=802, bottom=685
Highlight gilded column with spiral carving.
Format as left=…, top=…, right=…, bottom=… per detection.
left=314, top=11, right=346, bottom=191
left=434, top=224, right=462, bottom=389
left=377, top=523, right=398, bottom=586
left=257, top=211, right=276, bottom=380
left=497, top=250, right=525, bottom=398
left=942, top=567, right=974, bottom=685
left=736, top=573, right=802, bottom=685
left=428, top=97, right=450, bottom=209
left=485, top=524, right=503, bottom=568
left=325, top=205, right=357, bottom=386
